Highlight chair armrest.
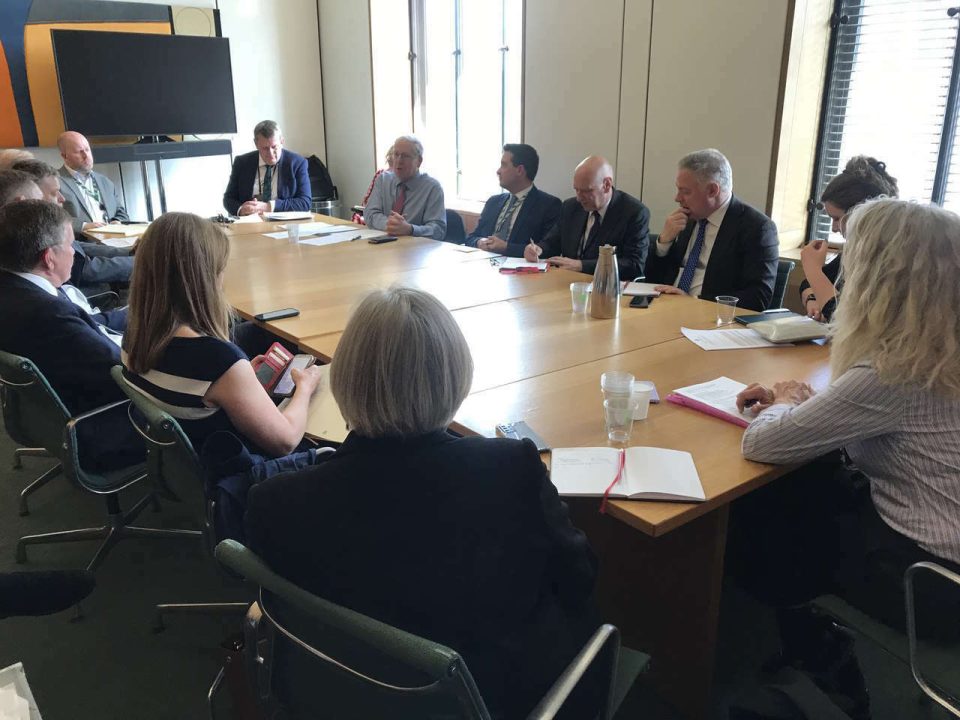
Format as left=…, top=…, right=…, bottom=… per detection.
left=526, top=624, right=620, bottom=720
left=905, top=561, right=960, bottom=716
left=86, top=290, right=120, bottom=310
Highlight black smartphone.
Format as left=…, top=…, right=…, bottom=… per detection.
left=368, top=236, right=398, bottom=244
left=496, top=421, right=550, bottom=452
left=629, top=295, right=653, bottom=308
left=254, top=308, right=300, bottom=322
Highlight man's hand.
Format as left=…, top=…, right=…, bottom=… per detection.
left=477, top=235, right=508, bottom=253
left=653, top=285, right=686, bottom=296
left=82, top=221, right=106, bottom=230
left=800, top=239, right=829, bottom=273
left=546, top=256, right=583, bottom=272
left=238, top=200, right=268, bottom=216
left=524, top=243, right=543, bottom=262
left=386, top=211, right=412, bottom=236
left=660, top=207, right=690, bottom=244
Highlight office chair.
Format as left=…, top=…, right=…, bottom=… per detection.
left=771, top=259, right=795, bottom=309
left=212, top=539, right=649, bottom=720
left=445, top=209, right=466, bottom=244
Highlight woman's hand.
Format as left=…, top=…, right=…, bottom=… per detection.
left=771, top=380, right=815, bottom=407
left=736, top=381, right=816, bottom=415
left=736, top=383, right=775, bottom=414
left=800, top=239, right=829, bottom=274
left=291, top=365, right=322, bottom=396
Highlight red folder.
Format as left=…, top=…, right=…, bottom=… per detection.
left=664, top=393, right=750, bottom=428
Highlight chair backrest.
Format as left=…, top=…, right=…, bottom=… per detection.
left=906, top=561, right=960, bottom=716
left=445, top=209, right=466, bottom=244
left=771, top=259, right=795, bottom=309
left=110, top=366, right=208, bottom=516
left=215, top=539, right=493, bottom=720
left=0, top=350, right=71, bottom=460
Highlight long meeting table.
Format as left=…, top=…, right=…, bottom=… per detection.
left=218, top=215, right=830, bottom=719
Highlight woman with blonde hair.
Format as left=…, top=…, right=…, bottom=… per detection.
left=729, top=199, right=960, bottom=715
left=245, top=286, right=600, bottom=719
left=122, top=213, right=323, bottom=532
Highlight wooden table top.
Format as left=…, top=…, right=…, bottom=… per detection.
left=452, top=335, right=831, bottom=537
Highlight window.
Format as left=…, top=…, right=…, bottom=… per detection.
left=809, top=0, right=960, bottom=242
left=391, top=0, right=523, bottom=206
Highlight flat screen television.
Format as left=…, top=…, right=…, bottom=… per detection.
left=52, top=30, right=237, bottom=138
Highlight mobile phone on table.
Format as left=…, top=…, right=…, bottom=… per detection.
left=496, top=421, right=550, bottom=452
left=629, top=295, right=653, bottom=308
left=272, top=354, right=317, bottom=398
left=254, top=307, right=299, bottom=321
left=368, top=236, right=398, bottom=244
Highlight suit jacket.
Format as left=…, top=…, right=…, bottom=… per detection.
left=69, top=241, right=134, bottom=292
left=0, top=272, right=140, bottom=470
left=645, top=195, right=779, bottom=311
left=245, top=431, right=599, bottom=718
left=525, top=189, right=650, bottom=279
left=222, top=150, right=312, bottom=215
left=465, top=185, right=561, bottom=249
left=58, top=167, right=129, bottom=234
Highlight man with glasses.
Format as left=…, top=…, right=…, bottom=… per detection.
left=364, top=135, right=446, bottom=241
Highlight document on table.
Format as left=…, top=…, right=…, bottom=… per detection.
left=586, top=281, right=660, bottom=296
left=264, top=211, right=313, bottom=221
left=92, top=223, right=149, bottom=236
left=680, top=326, right=786, bottom=351
left=666, top=376, right=755, bottom=428
left=232, top=214, right=264, bottom=223
left=501, top=258, right=548, bottom=271
left=263, top=225, right=358, bottom=240
left=297, top=233, right=361, bottom=247
left=278, top=222, right=353, bottom=234
left=100, top=236, right=137, bottom=249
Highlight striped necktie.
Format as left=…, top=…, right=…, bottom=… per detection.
left=677, top=219, right=708, bottom=294
left=493, top=195, right=519, bottom=239
left=261, top=164, right=274, bottom=202
left=392, top=183, right=406, bottom=214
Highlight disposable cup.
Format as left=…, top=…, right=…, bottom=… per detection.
left=604, top=398, right=638, bottom=446
left=632, top=381, right=654, bottom=420
left=288, top=223, right=301, bottom=243
left=716, top=295, right=738, bottom=325
left=570, top=282, right=590, bottom=313
left=600, top=371, right=635, bottom=402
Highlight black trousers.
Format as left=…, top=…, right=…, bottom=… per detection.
left=726, top=456, right=960, bottom=641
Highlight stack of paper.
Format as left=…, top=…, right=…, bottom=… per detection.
left=100, top=237, right=137, bottom=249
left=264, top=211, right=313, bottom=221
left=500, top=258, right=548, bottom=272
left=680, top=326, right=787, bottom=351
left=92, top=223, right=149, bottom=236
left=666, top=377, right=755, bottom=428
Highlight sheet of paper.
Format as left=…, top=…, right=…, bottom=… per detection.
left=673, top=377, right=754, bottom=424
left=279, top=221, right=351, bottom=233
left=265, top=226, right=361, bottom=241
left=100, top=237, right=137, bottom=249
left=681, top=326, right=783, bottom=351
left=624, top=447, right=704, bottom=501
left=232, top=213, right=264, bottom=223
left=92, top=223, right=149, bottom=236
left=586, top=281, right=661, bottom=296
left=297, top=232, right=361, bottom=247
left=550, top=448, right=621, bottom=495
left=264, top=211, right=313, bottom=221
left=501, top=258, right=547, bottom=271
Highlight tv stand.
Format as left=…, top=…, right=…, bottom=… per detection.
left=134, top=135, right=176, bottom=144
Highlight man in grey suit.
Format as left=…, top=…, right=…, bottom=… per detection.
left=53, top=133, right=133, bottom=292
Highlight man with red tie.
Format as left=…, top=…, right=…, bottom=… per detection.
left=363, top=135, right=446, bottom=241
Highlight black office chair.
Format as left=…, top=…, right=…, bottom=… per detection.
left=771, top=259, right=795, bottom=310
left=445, top=209, right=466, bottom=244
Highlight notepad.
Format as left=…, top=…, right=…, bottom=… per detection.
left=666, top=376, right=755, bottom=428
left=680, top=326, right=786, bottom=351
left=92, top=223, right=149, bottom=236
left=551, top=447, right=705, bottom=502
left=500, top=258, right=547, bottom=272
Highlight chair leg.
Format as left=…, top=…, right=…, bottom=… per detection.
left=153, top=602, right=249, bottom=633
left=17, top=525, right=110, bottom=563
left=12, top=447, right=49, bottom=470
left=208, top=666, right=226, bottom=720
left=18, top=463, right=63, bottom=516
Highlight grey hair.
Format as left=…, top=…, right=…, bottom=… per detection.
left=679, top=148, right=733, bottom=193
left=330, top=286, right=474, bottom=437
left=393, top=134, right=424, bottom=158
left=0, top=170, right=40, bottom=206
left=0, top=149, right=34, bottom=170
left=0, top=200, right=72, bottom=272
left=253, top=120, right=281, bottom=140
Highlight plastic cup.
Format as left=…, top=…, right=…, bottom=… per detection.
left=288, top=223, right=301, bottom=243
left=600, top=371, right=635, bottom=403
left=570, top=282, right=590, bottom=313
left=604, top=398, right=638, bottom=446
left=632, top=381, right=654, bottom=420
left=716, top=295, right=738, bottom=325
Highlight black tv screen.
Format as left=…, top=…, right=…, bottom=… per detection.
left=52, top=30, right=237, bottom=137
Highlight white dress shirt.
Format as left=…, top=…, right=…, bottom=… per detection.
left=251, top=151, right=282, bottom=211
left=656, top=197, right=731, bottom=298
left=493, top=184, right=533, bottom=239
left=14, top=272, right=122, bottom=347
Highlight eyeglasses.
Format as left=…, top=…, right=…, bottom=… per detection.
left=394, top=152, right=417, bottom=161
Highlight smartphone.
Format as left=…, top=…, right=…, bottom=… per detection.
left=496, top=421, right=550, bottom=452
left=272, top=354, right=317, bottom=398
left=629, top=295, right=653, bottom=308
left=252, top=342, right=295, bottom=391
left=368, top=236, right=398, bottom=244
left=254, top=307, right=300, bottom=322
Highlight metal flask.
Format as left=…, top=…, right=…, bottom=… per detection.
left=590, top=245, right=620, bottom=319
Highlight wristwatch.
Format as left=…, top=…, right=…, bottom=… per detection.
left=804, top=293, right=817, bottom=304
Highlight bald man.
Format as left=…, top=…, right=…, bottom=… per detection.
left=523, top=156, right=649, bottom=279
left=57, top=131, right=129, bottom=234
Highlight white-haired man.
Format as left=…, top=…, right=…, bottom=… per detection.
left=647, top=149, right=779, bottom=311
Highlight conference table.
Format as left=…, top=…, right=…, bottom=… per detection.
left=215, top=214, right=830, bottom=718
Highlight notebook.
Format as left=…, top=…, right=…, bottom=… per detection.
left=550, top=447, right=705, bottom=502
left=665, top=377, right=755, bottom=428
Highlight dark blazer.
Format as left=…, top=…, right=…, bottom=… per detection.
left=58, top=167, right=129, bottom=234
left=465, top=185, right=561, bottom=249
left=245, top=431, right=599, bottom=718
left=521, top=189, right=650, bottom=279
left=0, top=272, right=139, bottom=470
left=69, top=241, right=134, bottom=293
left=798, top=253, right=840, bottom=321
left=645, top=195, right=779, bottom=312
left=223, top=150, right=312, bottom=215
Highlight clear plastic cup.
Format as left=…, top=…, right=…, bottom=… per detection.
left=604, top=397, right=638, bottom=445
left=632, top=381, right=654, bottom=420
left=288, top=224, right=301, bottom=243
left=600, top=371, right=635, bottom=402
left=570, top=282, right=590, bottom=313
left=716, top=295, right=738, bottom=325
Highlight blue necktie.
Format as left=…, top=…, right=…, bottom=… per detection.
left=677, top=219, right=708, bottom=294
left=493, top=195, right=519, bottom=239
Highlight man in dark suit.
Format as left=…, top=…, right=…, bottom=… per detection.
left=0, top=200, right=139, bottom=471
left=466, top=143, right=561, bottom=253
left=57, top=131, right=130, bottom=235
left=223, top=120, right=312, bottom=216
left=523, top=156, right=649, bottom=279
left=646, top=148, right=779, bottom=312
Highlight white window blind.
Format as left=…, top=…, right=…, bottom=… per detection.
left=811, top=0, right=960, bottom=241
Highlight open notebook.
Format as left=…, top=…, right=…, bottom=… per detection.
left=666, top=377, right=755, bottom=428
left=551, top=447, right=705, bottom=502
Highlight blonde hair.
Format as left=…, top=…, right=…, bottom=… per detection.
left=125, top=212, right=233, bottom=373
left=330, top=287, right=474, bottom=437
left=830, top=199, right=960, bottom=397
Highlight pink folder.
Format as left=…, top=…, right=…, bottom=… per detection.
left=665, top=393, right=750, bottom=428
